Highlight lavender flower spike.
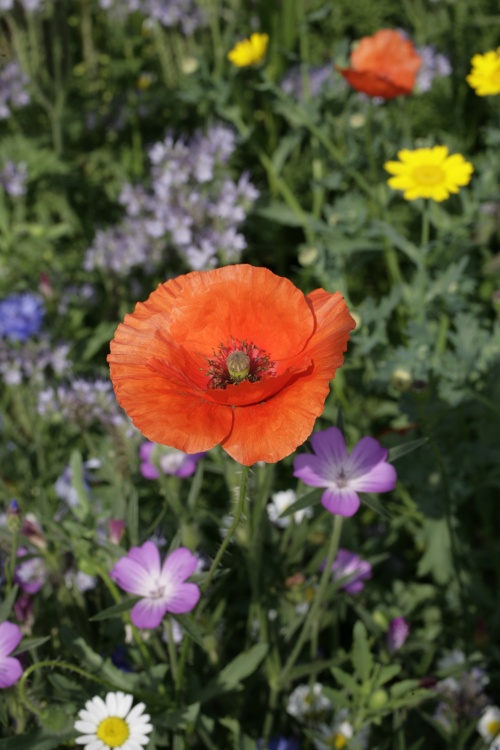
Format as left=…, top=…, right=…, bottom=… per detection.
left=293, top=427, right=396, bottom=517
left=0, top=621, right=23, bottom=688
left=110, top=541, right=200, bottom=629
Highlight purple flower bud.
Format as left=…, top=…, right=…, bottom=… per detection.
left=387, top=616, right=410, bottom=652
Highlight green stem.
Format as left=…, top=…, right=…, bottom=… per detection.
left=18, top=661, right=123, bottom=717
left=279, top=515, right=343, bottom=686
left=165, top=618, right=179, bottom=690
left=201, top=464, right=250, bottom=592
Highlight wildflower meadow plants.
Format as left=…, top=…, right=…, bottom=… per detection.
left=1, top=1, right=500, bottom=749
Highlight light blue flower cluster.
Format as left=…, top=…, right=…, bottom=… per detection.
left=0, top=62, right=30, bottom=120
left=98, top=0, right=205, bottom=35
left=84, top=125, right=259, bottom=273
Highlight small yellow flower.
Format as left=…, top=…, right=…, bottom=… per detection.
left=467, top=48, right=500, bottom=96
left=227, top=33, right=269, bottom=68
left=384, top=146, right=473, bottom=202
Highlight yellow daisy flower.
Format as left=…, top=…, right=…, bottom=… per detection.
left=227, top=33, right=269, bottom=68
left=384, top=146, right=473, bottom=202
left=466, top=48, right=500, bottom=96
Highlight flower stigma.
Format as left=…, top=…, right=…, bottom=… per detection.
left=206, top=339, right=275, bottom=389
left=226, top=351, right=251, bottom=382
left=96, top=716, right=130, bottom=747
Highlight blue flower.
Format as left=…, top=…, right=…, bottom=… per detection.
left=258, top=739, right=301, bottom=750
left=0, top=293, right=44, bottom=342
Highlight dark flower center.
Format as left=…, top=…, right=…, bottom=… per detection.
left=206, top=339, right=274, bottom=389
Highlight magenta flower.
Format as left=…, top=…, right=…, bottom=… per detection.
left=110, top=541, right=200, bottom=629
left=387, top=616, right=410, bottom=652
left=293, top=427, right=397, bottom=517
left=0, top=621, right=23, bottom=688
left=139, top=442, right=205, bottom=480
left=331, top=548, right=372, bottom=593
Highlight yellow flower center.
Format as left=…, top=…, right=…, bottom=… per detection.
left=96, top=717, right=130, bottom=748
left=226, top=351, right=251, bottom=382
left=487, top=719, right=500, bottom=737
left=412, top=164, right=445, bottom=186
left=326, top=734, right=347, bottom=749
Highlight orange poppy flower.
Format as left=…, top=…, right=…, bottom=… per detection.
left=108, top=265, right=355, bottom=466
left=337, top=29, right=422, bottom=100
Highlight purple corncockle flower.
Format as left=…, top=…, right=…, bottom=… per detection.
left=387, top=616, right=410, bottom=652
left=139, top=442, right=205, bottom=479
left=330, top=549, right=372, bottom=594
left=293, top=427, right=397, bottom=517
left=110, top=541, right=200, bottom=629
left=0, top=621, right=23, bottom=688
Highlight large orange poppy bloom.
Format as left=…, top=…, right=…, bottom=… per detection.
left=108, top=265, right=355, bottom=466
left=337, top=29, right=422, bottom=100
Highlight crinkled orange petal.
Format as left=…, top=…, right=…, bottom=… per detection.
left=337, top=68, right=413, bottom=99
left=108, top=267, right=355, bottom=464
left=168, top=265, right=314, bottom=359
left=221, top=290, right=356, bottom=465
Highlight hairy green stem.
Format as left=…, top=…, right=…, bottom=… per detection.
left=202, top=463, right=250, bottom=593
left=279, top=515, right=343, bottom=686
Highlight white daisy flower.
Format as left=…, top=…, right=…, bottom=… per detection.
left=74, top=691, right=153, bottom=750
left=478, top=706, right=500, bottom=749
left=286, top=682, right=331, bottom=723
left=314, top=711, right=370, bottom=749
left=267, top=490, right=313, bottom=528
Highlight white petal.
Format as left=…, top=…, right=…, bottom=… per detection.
left=126, top=702, right=147, bottom=722
left=77, top=709, right=98, bottom=726
left=116, top=692, right=134, bottom=718
left=74, top=721, right=97, bottom=734
left=105, top=692, right=118, bottom=715
left=89, top=696, right=108, bottom=720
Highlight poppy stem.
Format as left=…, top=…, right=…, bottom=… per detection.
left=201, top=464, right=250, bottom=593
left=279, top=514, right=343, bottom=686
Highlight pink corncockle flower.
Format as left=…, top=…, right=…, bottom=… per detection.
left=15, top=547, right=47, bottom=594
left=110, top=541, right=200, bottom=629
left=387, top=616, right=410, bottom=652
left=0, top=621, right=23, bottom=688
left=330, top=549, right=372, bottom=593
left=139, top=442, right=205, bottom=479
left=293, top=427, right=397, bottom=517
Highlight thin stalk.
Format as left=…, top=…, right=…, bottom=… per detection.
left=279, top=515, right=343, bottom=686
left=201, top=464, right=250, bottom=592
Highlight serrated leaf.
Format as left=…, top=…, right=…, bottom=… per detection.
left=279, top=488, right=323, bottom=519
left=89, top=597, right=140, bottom=621
left=388, top=438, right=428, bottom=463
left=198, top=643, right=268, bottom=702
left=352, top=621, right=372, bottom=683
left=0, top=585, right=18, bottom=623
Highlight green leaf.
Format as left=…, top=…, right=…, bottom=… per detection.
left=388, top=438, right=429, bottom=463
left=81, top=321, right=118, bottom=361
left=12, top=636, right=51, bottom=655
left=331, top=666, right=360, bottom=695
left=219, top=717, right=258, bottom=750
left=89, top=596, right=140, bottom=621
left=155, top=702, right=200, bottom=729
left=0, top=586, right=18, bottom=623
left=198, top=643, right=268, bottom=702
left=0, top=727, right=75, bottom=750
left=417, top=518, right=453, bottom=584
left=389, top=679, right=421, bottom=699
left=352, top=621, right=373, bottom=683
left=171, top=614, right=206, bottom=649
left=69, top=450, right=90, bottom=521
left=187, top=463, right=204, bottom=511
left=374, top=664, right=402, bottom=688
left=360, top=494, right=392, bottom=520
left=279, top=488, right=323, bottom=519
